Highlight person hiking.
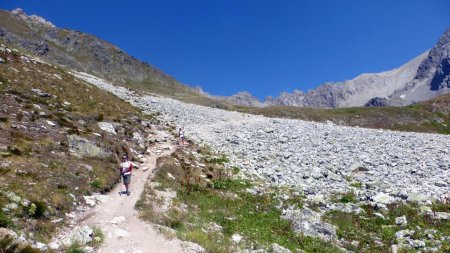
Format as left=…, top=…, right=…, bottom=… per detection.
left=178, top=128, right=185, bottom=146
left=119, top=154, right=133, bottom=196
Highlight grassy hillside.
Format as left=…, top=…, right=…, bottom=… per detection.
left=0, top=9, right=188, bottom=97
left=0, top=45, right=156, bottom=251
left=233, top=96, right=450, bottom=134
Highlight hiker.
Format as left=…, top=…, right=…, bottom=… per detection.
left=178, top=128, right=185, bottom=146
left=119, top=154, right=133, bottom=196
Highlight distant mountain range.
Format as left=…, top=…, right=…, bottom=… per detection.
left=263, top=26, right=450, bottom=108
left=1, top=8, right=448, bottom=108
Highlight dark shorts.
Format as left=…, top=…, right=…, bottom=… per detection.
left=122, top=174, right=131, bottom=184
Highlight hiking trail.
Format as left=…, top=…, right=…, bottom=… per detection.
left=52, top=131, right=199, bottom=253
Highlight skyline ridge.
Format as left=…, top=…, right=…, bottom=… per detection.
left=0, top=1, right=449, bottom=100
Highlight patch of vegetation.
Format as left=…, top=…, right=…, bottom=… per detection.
left=336, top=191, right=357, bottom=204
left=138, top=146, right=343, bottom=252
left=325, top=202, right=450, bottom=252
left=349, top=181, right=362, bottom=188
left=205, top=155, right=229, bottom=165
left=0, top=44, right=157, bottom=246
left=65, top=242, right=87, bottom=253
left=0, top=209, right=12, bottom=228
left=88, top=226, right=105, bottom=248
left=0, top=235, right=41, bottom=253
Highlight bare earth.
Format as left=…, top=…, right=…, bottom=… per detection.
left=72, top=137, right=188, bottom=253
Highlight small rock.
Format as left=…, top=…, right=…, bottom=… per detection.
left=435, top=181, right=447, bottom=187
left=395, top=216, right=407, bottom=226
left=407, top=193, right=429, bottom=204
left=114, top=228, right=129, bottom=239
left=35, top=242, right=47, bottom=251
left=374, top=213, right=385, bottom=220
left=46, top=120, right=56, bottom=127
left=271, top=243, right=292, bottom=253
left=109, top=216, right=126, bottom=224
left=232, top=234, right=242, bottom=243
left=48, top=242, right=60, bottom=250
left=371, top=192, right=395, bottom=205
left=97, top=122, right=117, bottom=135
left=31, top=88, right=51, bottom=97
left=411, top=239, right=425, bottom=248
left=395, top=229, right=414, bottom=239
left=434, top=212, right=450, bottom=220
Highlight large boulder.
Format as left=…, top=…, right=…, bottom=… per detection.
left=68, top=135, right=108, bottom=158
left=97, top=122, right=117, bottom=135
left=282, top=208, right=337, bottom=241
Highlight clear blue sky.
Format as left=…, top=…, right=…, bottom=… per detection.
left=1, top=1, right=450, bottom=99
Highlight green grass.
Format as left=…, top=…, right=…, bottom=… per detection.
left=65, top=242, right=87, bottom=253
left=205, top=155, right=230, bottom=165
left=325, top=202, right=450, bottom=252
left=336, top=191, right=358, bottom=204
left=138, top=146, right=344, bottom=253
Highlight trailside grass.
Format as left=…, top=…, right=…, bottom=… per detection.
left=136, top=145, right=344, bottom=253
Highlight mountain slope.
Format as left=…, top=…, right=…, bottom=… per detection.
left=267, top=28, right=450, bottom=108
left=266, top=52, right=428, bottom=108
left=0, top=8, right=193, bottom=96
left=0, top=43, right=160, bottom=251
left=386, top=27, right=450, bottom=105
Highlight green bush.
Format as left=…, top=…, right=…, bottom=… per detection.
left=32, top=201, right=47, bottom=218
left=0, top=210, right=12, bottom=228
left=66, top=242, right=87, bottom=253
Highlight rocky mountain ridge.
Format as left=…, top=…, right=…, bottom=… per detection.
left=2, top=8, right=449, bottom=110
left=0, top=8, right=191, bottom=95
left=229, top=28, right=450, bottom=108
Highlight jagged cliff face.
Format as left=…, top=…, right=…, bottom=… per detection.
left=0, top=8, right=186, bottom=92
left=416, top=27, right=450, bottom=90
left=385, top=28, right=450, bottom=106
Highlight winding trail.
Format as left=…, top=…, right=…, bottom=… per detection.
left=79, top=133, right=185, bottom=253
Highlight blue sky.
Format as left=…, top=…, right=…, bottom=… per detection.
left=1, top=1, right=450, bottom=99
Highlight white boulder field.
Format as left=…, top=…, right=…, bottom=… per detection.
left=74, top=72, right=450, bottom=204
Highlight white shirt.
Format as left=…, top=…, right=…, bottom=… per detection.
left=120, top=161, right=132, bottom=173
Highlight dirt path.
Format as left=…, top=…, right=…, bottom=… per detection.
left=69, top=134, right=188, bottom=253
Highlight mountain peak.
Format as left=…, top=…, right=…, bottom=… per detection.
left=11, top=7, right=55, bottom=28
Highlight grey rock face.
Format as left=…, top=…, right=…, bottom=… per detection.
left=266, top=51, right=429, bottom=108
left=268, top=28, right=450, bottom=108
left=224, top=91, right=264, bottom=107
left=265, top=90, right=305, bottom=106
left=364, top=97, right=390, bottom=107
left=416, top=28, right=450, bottom=86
